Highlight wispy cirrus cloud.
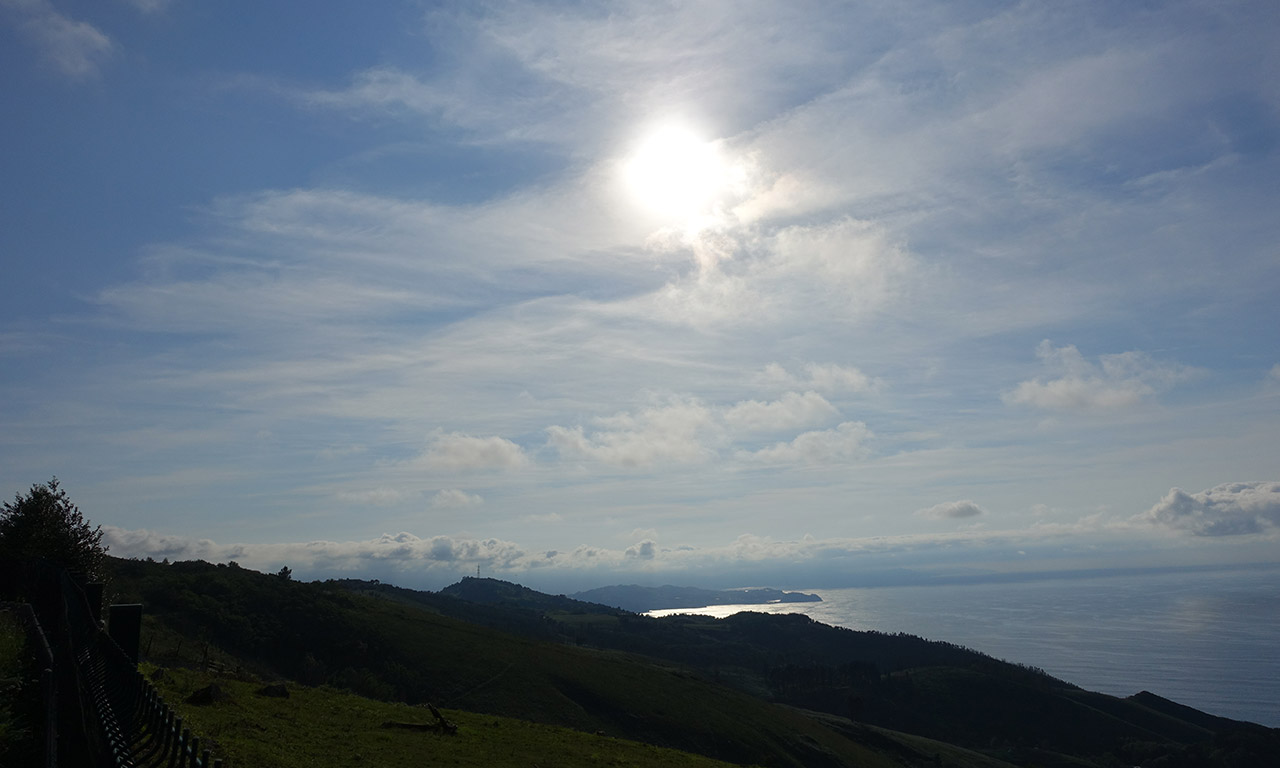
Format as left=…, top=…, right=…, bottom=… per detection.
left=287, top=67, right=453, bottom=119
left=2, top=0, right=113, bottom=79
left=119, top=0, right=171, bottom=13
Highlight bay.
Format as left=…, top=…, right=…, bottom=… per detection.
left=649, top=564, right=1280, bottom=726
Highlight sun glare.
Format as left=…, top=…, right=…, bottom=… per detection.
left=622, top=123, right=734, bottom=222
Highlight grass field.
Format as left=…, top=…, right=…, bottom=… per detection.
left=145, top=665, right=749, bottom=768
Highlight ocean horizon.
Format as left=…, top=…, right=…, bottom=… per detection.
left=649, top=563, right=1280, bottom=727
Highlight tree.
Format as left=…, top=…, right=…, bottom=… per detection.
left=276, top=565, right=292, bottom=581
left=0, top=477, right=106, bottom=580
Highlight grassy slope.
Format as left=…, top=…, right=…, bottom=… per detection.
left=305, top=596, right=898, bottom=767
left=146, top=661, right=1029, bottom=768
left=146, top=665, right=743, bottom=768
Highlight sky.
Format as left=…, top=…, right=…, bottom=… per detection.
left=2, top=0, right=1279, bottom=593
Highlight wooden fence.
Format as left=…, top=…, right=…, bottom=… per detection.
left=78, top=632, right=225, bottom=767
left=2, top=559, right=228, bottom=767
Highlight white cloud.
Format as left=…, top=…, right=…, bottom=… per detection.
left=803, top=363, right=879, bottom=395
left=3, top=0, right=113, bottom=78
left=319, top=444, right=368, bottom=460
left=1136, top=482, right=1280, bottom=537
left=546, top=398, right=718, bottom=468
left=976, top=46, right=1192, bottom=155
left=1004, top=341, right=1198, bottom=411
left=119, top=0, right=172, bottom=14
left=102, top=527, right=220, bottom=560
left=334, top=532, right=527, bottom=567
left=471, top=2, right=878, bottom=148
left=634, top=216, right=913, bottom=331
left=296, top=67, right=449, bottom=117
left=755, top=362, right=877, bottom=395
left=337, top=488, right=405, bottom=507
left=917, top=500, right=986, bottom=520
left=625, top=540, right=657, bottom=560
left=430, top=489, right=484, bottom=508
left=755, top=363, right=796, bottom=390
left=545, top=390, right=863, bottom=467
left=103, top=526, right=527, bottom=574
left=766, top=219, right=911, bottom=313
left=722, top=391, right=838, bottom=434
left=420, top=432, right=529, bottom=471
left=739, top=421, right=872, bottom=465
left=1267, top=364, right=1280, bottom=387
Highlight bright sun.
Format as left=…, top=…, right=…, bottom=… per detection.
left=622, top=123, right=733, bottom=221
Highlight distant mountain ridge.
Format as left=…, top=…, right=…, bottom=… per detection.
left=571, top=583, right=822, bottom=612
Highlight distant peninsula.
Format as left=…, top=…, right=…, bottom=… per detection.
left=570, top=584, right=822, bottom=613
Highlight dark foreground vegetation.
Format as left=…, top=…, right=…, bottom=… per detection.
left=101, top=557, right=1279, bottom=768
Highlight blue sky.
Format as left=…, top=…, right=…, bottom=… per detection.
left=3, top=0, right=1278, bottom=592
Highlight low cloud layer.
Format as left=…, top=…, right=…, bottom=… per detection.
left=103, top=512, right=1180, bottom=594
left=1137, top=482, right=1280, bottom=536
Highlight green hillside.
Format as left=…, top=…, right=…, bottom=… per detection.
left=108, top=559, right=1280, bottom=767
left=144, top=665, right=744, bottom=768
left=110, top=560, right=909, bottom=767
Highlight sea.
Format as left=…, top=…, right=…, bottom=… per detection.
left=648, top=564, right=1280, bottom=727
